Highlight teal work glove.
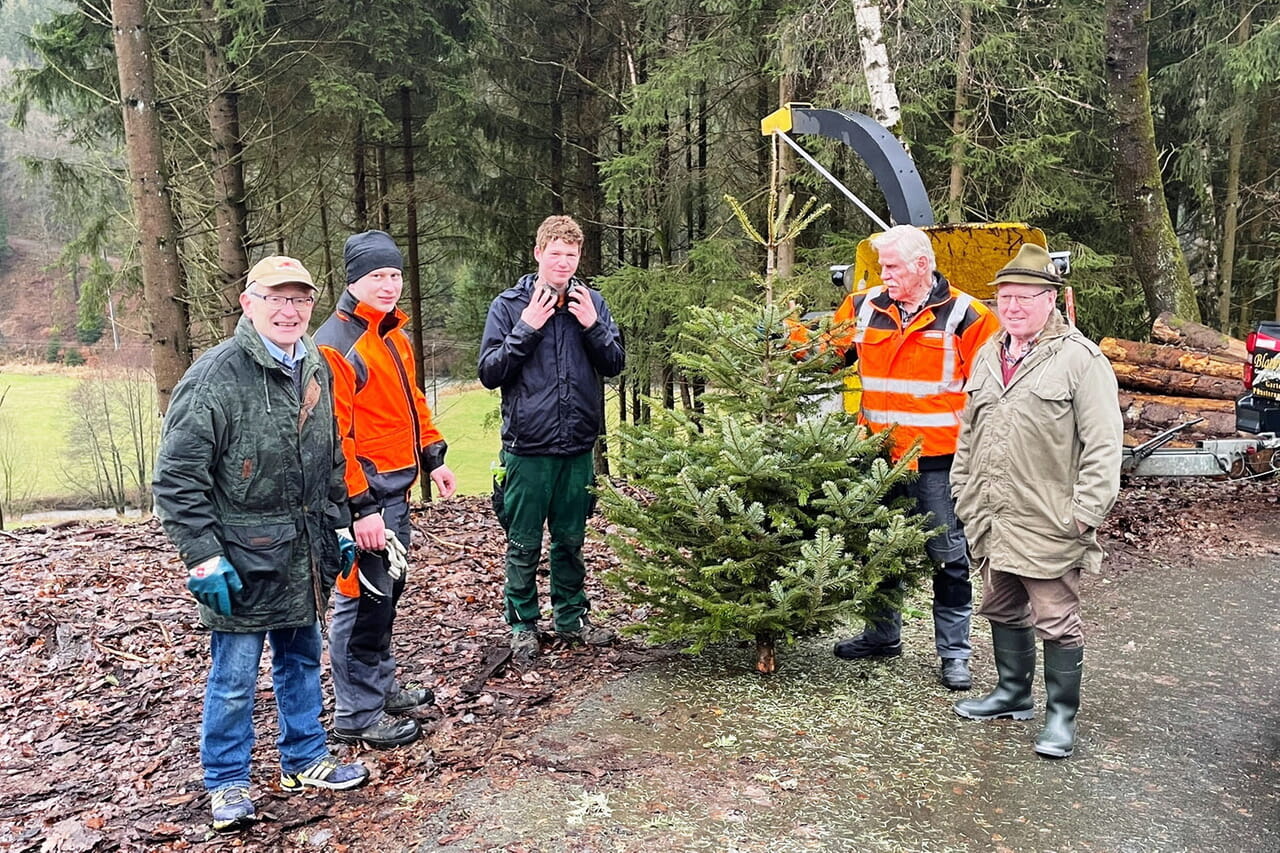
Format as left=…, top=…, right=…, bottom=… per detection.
left=336, top=528, right=357, bottom=571
left=187, top=556, right=243, bottom=617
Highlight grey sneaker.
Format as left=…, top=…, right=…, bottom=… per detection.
left=384, top=686, right=434, bottom=714
left=210, top=785, right=255, bottom=833
left=511, top=629, right=540, bottom=670
left=556, top=617, right=617, bottom=646
left=280, top=753, right=369, bottom=793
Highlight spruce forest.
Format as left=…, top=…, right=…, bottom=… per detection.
left=1, top=0, right=1277, bottom=410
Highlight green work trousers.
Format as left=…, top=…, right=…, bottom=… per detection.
left=501, top=449, right=594, bottom=633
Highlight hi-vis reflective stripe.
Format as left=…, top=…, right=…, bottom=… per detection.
left=853, top=286, right=974, bottom=391
left=939, top=292, right=974, bottom=386
left=861, top=407, right=962, bottom=428
left=851, top=287, right=884, bottom=344
left=860, top=376, right=966, bottom=395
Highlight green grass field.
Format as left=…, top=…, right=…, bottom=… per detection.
left=0, top=370, right=78, bottom=502
left=1, top=370, right=617, bottom=506
left=427, top=382, right=504, bottom=496
left=0, top=370, right=516, bottom=505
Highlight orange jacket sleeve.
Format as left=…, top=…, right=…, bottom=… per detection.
left=320, top=345, right=374, bottom=507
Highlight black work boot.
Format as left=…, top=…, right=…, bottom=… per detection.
left=1034, top=643, right=1083, bottom=758
left=332, top=715, right=421, bottom=749
left=953, top=623, right=1036, bottom=721
left=833, top=612, right=902, bottom=660
left=384, top=686, right=434, bottom=715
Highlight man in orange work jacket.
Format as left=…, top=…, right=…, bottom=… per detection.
left=831, top=224, right=999, bottom=691
left=315, top=230, right=457, bottom=749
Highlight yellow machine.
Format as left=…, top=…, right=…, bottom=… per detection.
left=762, top=104, right=1057, bottom=412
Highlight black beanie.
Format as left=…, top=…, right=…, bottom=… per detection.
left=344, top=230, right=403, bottom=283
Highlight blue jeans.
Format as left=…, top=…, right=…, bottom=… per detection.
left=202, top=623, right=329, bottom=791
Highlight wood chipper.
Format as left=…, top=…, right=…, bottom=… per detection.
left=765, top=103, right=1280, bottom=478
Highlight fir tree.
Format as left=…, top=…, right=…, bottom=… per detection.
left=598, top=296, right=936, bottom=673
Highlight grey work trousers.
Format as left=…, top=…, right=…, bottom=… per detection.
left=863, top=467, right=973, bottom=659
left=329, top=498, right=410, bottom=730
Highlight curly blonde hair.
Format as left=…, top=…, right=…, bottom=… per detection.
left=535, top=215, right=584, bottom=251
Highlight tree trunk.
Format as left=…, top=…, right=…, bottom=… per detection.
left=1104, top=0, right=1199, bottom=323
left=317, top=167, right=337, bottom=302
left=755, top=633, right=776, bottom=674
left=853, top=0, right=902, bottom=132
left=1118, top=392, right=1238, bottom=439
left=1099, top=337, right=1244, bottom=378
left=400, top=86, right=425, bottom=391
left=697, top=81, right=708, bottom=237
left=111, top=0, right=191, bottom=414
left=200, top=0, right=248, bottom=336
left=1247, top=94, right=1274, bottom=329
left=550, top=100, right=564, bottom=214
left=946, top=2, right=973, bottom=224
left=1151, top=312, right=1248, bottom=362
left=376, top=142, right=391, bottom=232
left=353, top=123, right=368, bottom=231
left=1216, top=0, right=1253, bottom=334
left=776, top=32, right=796, bottom=279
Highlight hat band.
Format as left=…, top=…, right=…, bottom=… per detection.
left=998, top=267, right=1061, bottom=284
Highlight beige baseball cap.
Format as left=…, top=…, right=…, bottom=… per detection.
left=246, top=256, right=316, bottom=290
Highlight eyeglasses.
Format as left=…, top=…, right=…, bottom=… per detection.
left=248, top=291, right=315, bottom=309
left=996, top=289, right=1054, bottom=308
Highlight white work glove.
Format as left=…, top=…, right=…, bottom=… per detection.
left=385, top=534, right=408, bottom=581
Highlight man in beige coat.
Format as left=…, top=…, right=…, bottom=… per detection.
left=950, top=244, right=1123, bottom=758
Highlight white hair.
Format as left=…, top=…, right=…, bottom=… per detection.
left=870, top=225, right=936, bottom=272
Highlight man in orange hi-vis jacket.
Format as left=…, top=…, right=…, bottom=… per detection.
left=830, top=224, right=999, bottom=692
left=316, top=230, right=457, bottom=749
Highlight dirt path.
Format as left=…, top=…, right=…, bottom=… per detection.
left=2, top=483, right=1278, bottom=851
left=418, top=551, right=1280, bottom=852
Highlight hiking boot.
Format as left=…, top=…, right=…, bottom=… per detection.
left=832, top=634, right=903, bottom=660
left=940, top=658, right=973, bottom=691
left=384, top=686, right=434, bottom=715
left=332, top=715, right=421, bottom=749
left=511, top=628, right=540, bottom=670
left=556, top=617, right=616, bottom=646
left=210, top=785, right=255, bottom=833
left=280, top=753, right=369, bottom=794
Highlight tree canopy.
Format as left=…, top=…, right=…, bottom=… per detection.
left=0, top=0, right=1276, bottom=395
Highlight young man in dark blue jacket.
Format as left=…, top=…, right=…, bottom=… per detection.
left=478, top=215, right=625, bottom=669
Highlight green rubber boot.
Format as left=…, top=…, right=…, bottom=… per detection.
left=1034, top=643, right=1083, bottom=758
left=953, top=623, right=1036, bottom=721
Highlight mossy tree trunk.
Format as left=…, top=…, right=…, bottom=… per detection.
left=1104, top=0, right=1200, bottom=325
left=200, top=0, right=248, bottom=337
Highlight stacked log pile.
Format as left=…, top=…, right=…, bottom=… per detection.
left=1105, top=312, right=1247, bottom=444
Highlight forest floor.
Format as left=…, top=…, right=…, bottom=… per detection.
left=2, top=478, right=1279, bottom=852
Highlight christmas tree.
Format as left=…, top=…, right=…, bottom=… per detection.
left=598, top=297, right=936, bottom=673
